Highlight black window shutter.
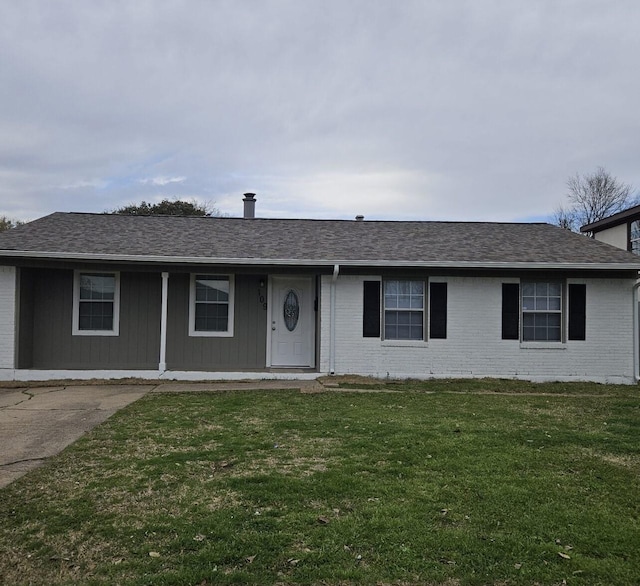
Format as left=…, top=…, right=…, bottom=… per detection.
left=429, top=282, right=447, bottom=339
left=502, top=283, right=520, bottom=340
left=568, top=284, right=586, bottom=341
left=363, top=281, right=381, bottom=337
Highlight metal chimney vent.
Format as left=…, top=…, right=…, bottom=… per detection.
left=243, top=193, right=256, bottom=218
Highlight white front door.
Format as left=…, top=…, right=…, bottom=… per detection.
left=270, top=276, right=315, bottom=367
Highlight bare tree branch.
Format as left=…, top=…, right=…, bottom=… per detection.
left=552, top=205, right=577, bottom=231
left=552, top=167, right=637, bottom=232
left=565, top=166, right=636, bottom=229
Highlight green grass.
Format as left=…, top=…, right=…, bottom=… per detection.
left=1, top=380, right=639, bottom=585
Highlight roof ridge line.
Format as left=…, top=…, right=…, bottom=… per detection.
left=53, top=212, right=550, bottom=225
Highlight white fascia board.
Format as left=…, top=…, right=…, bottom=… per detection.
left=1, top=250, right=639, bottom=271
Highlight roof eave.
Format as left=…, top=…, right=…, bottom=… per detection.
left=580, top=204, right=640, bottom=233
left=1, top=250, right=639, bottom=271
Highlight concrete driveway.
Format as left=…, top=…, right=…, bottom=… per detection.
left=0, top=384, right=153, bottom=488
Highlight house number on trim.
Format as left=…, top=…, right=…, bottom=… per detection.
left=283, top=290, right=300, bottom=331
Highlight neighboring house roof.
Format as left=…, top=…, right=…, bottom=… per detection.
left=0, top=212, right=639, bottom=270
left=580, top=204, right=640, bottom=234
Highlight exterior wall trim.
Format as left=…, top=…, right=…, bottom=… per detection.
left=0, top=368, right=634, bottom=384
left=265, top=277, right=273, bottom=367
left=0, top=369, right=322, bottom=382
left=187, top=273, right=235, bottom=337
left=2, top=250, right=639, bottom=271
left=72, top=270, right=121, bottom=336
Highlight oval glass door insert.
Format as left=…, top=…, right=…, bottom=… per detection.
left=283, top=290, right=300, bottom=331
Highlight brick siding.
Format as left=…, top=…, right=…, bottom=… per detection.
left=320, top=274, right=635, bottom=384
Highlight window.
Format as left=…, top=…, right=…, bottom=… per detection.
left=504, top=281, right=585, bottom=342
left=72, top=271, right=120, bottom=336
left=521, top=281, right=562, bottom=341
left=630, top=220, right=640, bottom=255
left=189, top=274, right=234, bottom=336
left=384, top=279, right=424, bottom=340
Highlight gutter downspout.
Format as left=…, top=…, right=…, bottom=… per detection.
left=633, top=278, right=640, bottom=382
left=159, top=272, right=169, bottom=374
left=329, top=264, right=340, bottom=375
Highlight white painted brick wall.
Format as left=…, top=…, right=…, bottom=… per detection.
left=0, top=266, right=16, bottom=369
left=320, top=274, right=636, bottom=384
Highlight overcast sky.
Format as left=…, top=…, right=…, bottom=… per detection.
left=1, top=1, right=639, bottom=223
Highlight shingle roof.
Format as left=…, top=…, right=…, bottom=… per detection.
left=0, top=212, right=639, bottom=269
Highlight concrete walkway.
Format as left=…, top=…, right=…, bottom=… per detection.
left=0, top=380, right=326, bottom=489
left=150, top=379, right=325, bottom=393
left=0, top=384, right=153, bottom=488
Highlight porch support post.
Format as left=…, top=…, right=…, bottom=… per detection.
left=329, top=264, right=340, bottom=375
left=633, top=279, right=640, bottom=382
left=159, top=271, right=169, bottom=372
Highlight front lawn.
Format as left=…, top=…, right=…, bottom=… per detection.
left=1, top=380, right=639, bottom=585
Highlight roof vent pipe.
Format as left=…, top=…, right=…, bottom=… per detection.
left=243, top=193, right=256, bottom=218
left=355, top=215, right=364, bottom=221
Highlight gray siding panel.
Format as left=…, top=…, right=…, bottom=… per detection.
left=166, top=273, right=267, bottom=371
left=18, top=269, right=278, bottom=371
left=25, top=269, right=161, bottom=369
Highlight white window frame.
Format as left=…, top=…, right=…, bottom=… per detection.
left=189, top=273, right=235, bottom=337
left=521, top=281, right=563, bottom=342
left=383, top=279, right=425, bottom=341
left=72, top=270, right=120, bottom=336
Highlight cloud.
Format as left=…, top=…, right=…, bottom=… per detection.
left=60, top=179, right=110, bottom=190
left=139, top=176, right=187, bottom=187
left=0, top=1, right=639, bottom=223
left=219, top=169, right=443, bottom=220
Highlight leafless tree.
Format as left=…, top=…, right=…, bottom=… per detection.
left=552, top=205, right=577, bottom=232
left=559, top=167, right=636, bottom=232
